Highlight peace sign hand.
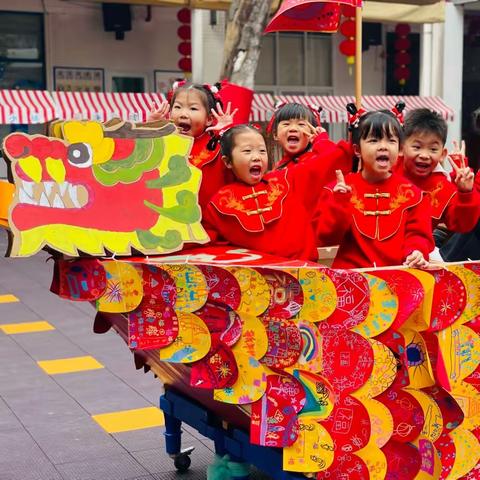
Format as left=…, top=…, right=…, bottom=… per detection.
left=448, top=140, right=474, bottom=192
left=148, top=100, right=170, bottom=122
left=206, top=102, right=239, bottom=133
left=333, top=170, right=352, bottom=194
left=300, top=121, right=326, bottom=143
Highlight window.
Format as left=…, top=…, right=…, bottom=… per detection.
left=255, top=32, right=332, bottom=94
left=0, top=12, right=45, bottom=89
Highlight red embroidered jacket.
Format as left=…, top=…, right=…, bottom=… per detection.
left=275, top=134, right=353, bottom=210
left=314, top=173, right=434, bottom=268
left=203, top=168, right=318, bottom=261
left=189, top=133, right=233, bottom=210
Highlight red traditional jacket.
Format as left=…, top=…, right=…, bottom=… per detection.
left=189, top=133, right=233, bottom=210
left=275, top=134, right=353, bottom=210
left=203, top=168, right=318, bottom=261
left=314, top=172, right=434, bottom=269
left=396, top=163, right=480, bottom=232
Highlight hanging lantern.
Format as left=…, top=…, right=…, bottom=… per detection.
left=177, top=8, right=192, bottom=74
left=393, top=23, right=412, bottom=87
left=339, top=5, right=356, bottom=69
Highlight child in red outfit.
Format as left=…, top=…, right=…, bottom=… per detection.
left=203, top=125, right=318, bottom=261
left=314, top=110, right=434, bottom=269
left=149, top=83, right=237, bottom=209
left=270, top=103, right=353, bottom=209
left=397, top=108, right=480, bottom=235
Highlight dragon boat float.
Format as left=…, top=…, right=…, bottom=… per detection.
left=1, top=119, right=479, bottom=479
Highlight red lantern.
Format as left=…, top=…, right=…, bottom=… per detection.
left=177, top=8, right=192, bottom=74
left=339, top=5, right=356, bottom=67
left=394, top=23, right=412, bottom=87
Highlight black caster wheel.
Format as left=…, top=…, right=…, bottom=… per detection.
left=174, top=453, right=191, bottom=472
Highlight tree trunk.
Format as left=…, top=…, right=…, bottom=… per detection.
left=220, top=0, right=276, bottom=89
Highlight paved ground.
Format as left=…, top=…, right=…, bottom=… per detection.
left=0, top=232, right=271, bottom=480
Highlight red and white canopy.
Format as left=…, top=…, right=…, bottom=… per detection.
left=0, top=90, right=56, bottom=124
left=275, top=94, right=455, bottom=123
left=250, top=93, right=276, bottom=122
left=52, top=91, right=167, bottom=123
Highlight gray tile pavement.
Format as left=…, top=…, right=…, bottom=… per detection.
left=0, top=231, right=273, bottom=480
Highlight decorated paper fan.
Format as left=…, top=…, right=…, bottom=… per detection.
left=297, top=267, right=337, bottom=323
left=320, top=394, right=371, bottom=453
left=405, top=389, right=443, bottom=443
left=361, top=398, right=393, bottom=448
left=229, top=267, right=270, bottom=317
left=286, top=321, right=322, bottom=373
left=402, top=328, right=435, bottom=389
left=232, top=314, right=268, bottom=360
left=283, top=419, right=334, bottom=473
left=259, top=268, right=304, bottom=319
left=435, top=432, right=456, bottom=480
left=377, top=388, right=424, bottom=443
left=411, top=437, right=442, bottom=480
left=353, top=338, right=397, bottom=400
left=423, top=385, right=464, bottom=434
left=138, top=264, right=176, bottom=306
left=451, top=381, right=480, bottom=431
left=355, top=444, right=388, bottom=480
left=323, top=268, right=370, bottom=330
left=158, top=312, right=211, bottom=363
left=293, top=370, right=335, bottom=420
left=250, top=374, right=306, bottom=448
left=427, top=268, right=466, bottom=332
left=352, top=273, right=398, bottom=338
left=317, top=453, right=369, bottom=479
left=321, top=328, right=374, bottom=395
left=128, top=298, right=178, bottom=350
left=448, top=265, right=480, bottom=326
left=198, top=264, right=241, bottom=310
left=448, top=428, right=480, bottom=479
left=260, top=316, right=303, bottom=369
left=161, top=264, right=208, bottom=313
left=190, top=337, right=238, bottom=389
left=376, top=329, right=410, bottom=389
left=371, top=269, right=424, bottom=331
left=461, top=426, right=480, bottom=479
left=195, top=302, right=242, bottom=347
left=382, top=441, right=422, bottom=479
left=53, top=258, right=107, bottom=301
left=97, top=261, right=143, bottom=313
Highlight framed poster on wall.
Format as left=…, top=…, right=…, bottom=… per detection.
left=53, top=66, right=104, bottom=92
left=154, top=70, right=184, bottom=93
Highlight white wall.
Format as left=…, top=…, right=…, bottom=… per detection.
left=0, top=0, right=182, bottom=91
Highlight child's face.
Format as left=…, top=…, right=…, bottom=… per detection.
left=402, top=131, right=447, bottom=178
left=274, top=118, right=311, bottom=157
left=355, top=132, right=399, bottom=182
left=170, top=90, right=212, bottom=137
left=225, top=131, right=268, bottom=186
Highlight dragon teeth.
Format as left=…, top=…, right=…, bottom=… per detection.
left=69, top=184, right=81, bottom=208
left=22, top=181, right=34, bottom=199
left=39, top=192, right=49, bottom=207
left=44, top=182, right=54, bottom=197
left=52, top=194, right=64, bottom=208
left=59, top=182, right=68, bottom=196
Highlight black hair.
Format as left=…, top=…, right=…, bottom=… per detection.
left=170, top=83, right=222, bottom=114
left=272, top=103, right=319, bottom=134
left=220, top=124, right=265, bottom=164
left=404, top=108, right=447, bottom=145
left=353, top=110, right=404, bottom=146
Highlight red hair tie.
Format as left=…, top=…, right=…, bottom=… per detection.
left=391, top=101, right=406, bottom=126
left=266, top=101, right=287, bottom=134
left=346, top=103, right=367, bottom=131
left=166, top=79, right=187, bottom=104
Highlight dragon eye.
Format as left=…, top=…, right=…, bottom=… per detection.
left=68, top=143, right=92, bottom=168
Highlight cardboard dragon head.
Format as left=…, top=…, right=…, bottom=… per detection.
left=2, top=120, right=208, bottom=257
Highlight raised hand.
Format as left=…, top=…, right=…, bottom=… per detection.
left=206, top=102, right=238, bottom=133
left=404, top=250, right=429, bottom=269
left=447, top=140, right=474, bottom=192
left=148, top=100, right=170, bottom=122
left=333, top=169, right=352, bottom=194
left=300, top=121, right=326, bottom=143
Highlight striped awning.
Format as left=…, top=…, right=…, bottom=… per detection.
left=275, top=95, right=455, bottom=123
left=52, top=91, right=167, bottom=123
left=0, top=90, right=56, bottom=124
left=250, top=93, right=276, bottom=122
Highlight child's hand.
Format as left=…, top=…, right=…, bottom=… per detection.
left=206, top=102, right=238, bottom=133
left=148, top=100, right=170, bottom=122
left=301, top=122, right=326, bottom=143
left=333, top=170, right=352, bottom=194
left=447, top=141, right=474, bottom=192
left=404, top=250, right=429, bottom=269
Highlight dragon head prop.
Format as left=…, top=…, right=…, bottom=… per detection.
left=2, top=120, right=208, bottom=257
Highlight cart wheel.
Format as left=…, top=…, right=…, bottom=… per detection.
left=174, top=453, right=191, bottom=472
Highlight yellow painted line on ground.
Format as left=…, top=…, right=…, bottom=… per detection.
left=37, top=356, right=104, bottom=375
left=0, top=294, right=19, bottom=303
left=92, top=406, right=165, bottom=433
left=0, top=321, right=55, bottom=334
